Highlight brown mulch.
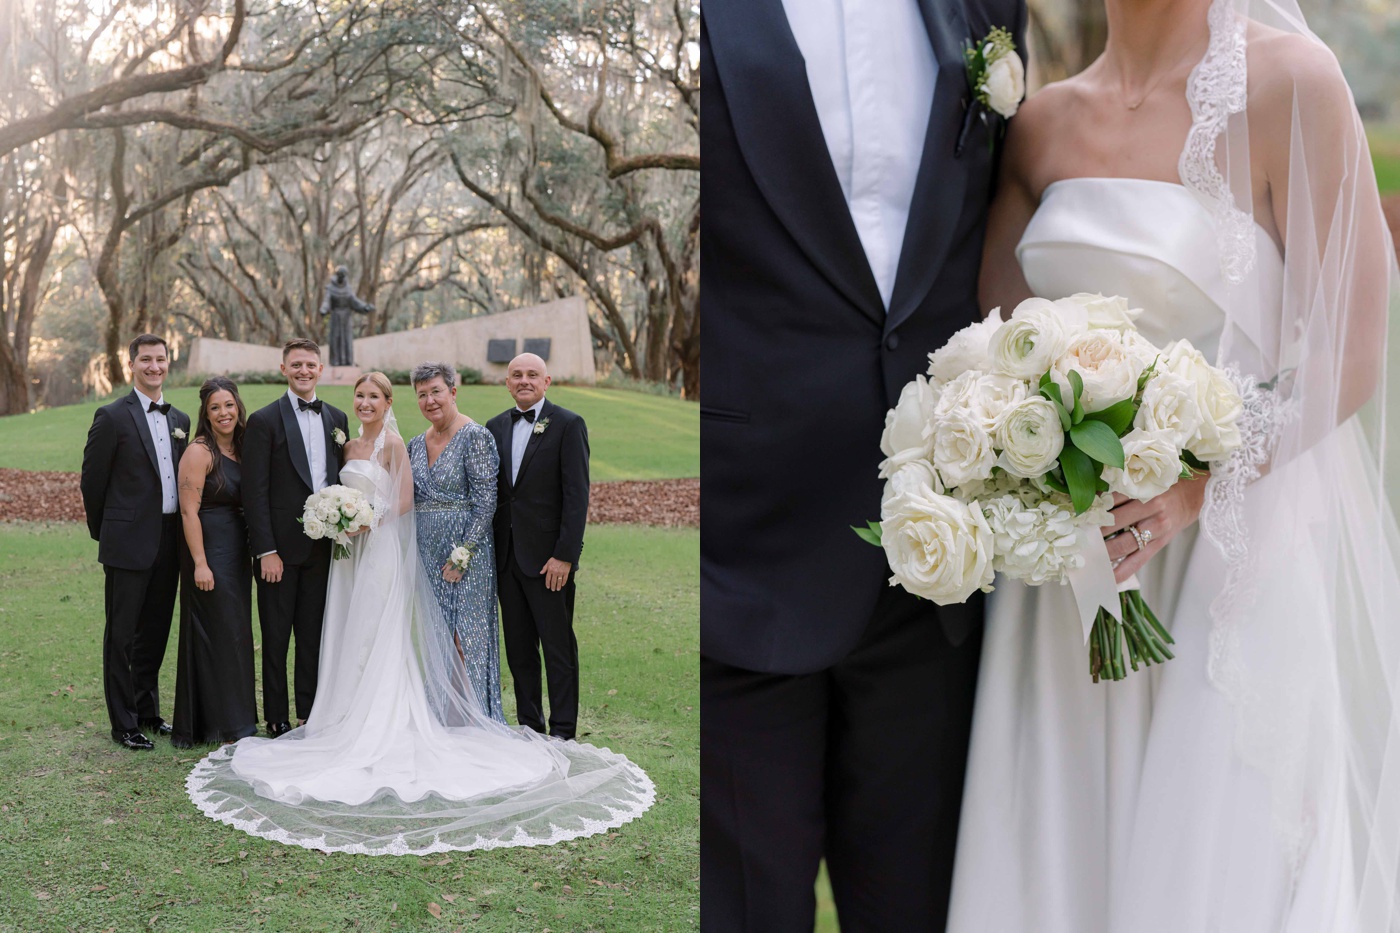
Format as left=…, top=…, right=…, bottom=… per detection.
left=0, top=469, right=699, bottom=528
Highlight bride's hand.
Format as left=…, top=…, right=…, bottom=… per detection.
left=441, top=562, right=464, bottom=584
left=1103, top=473, right=1210, bottom=584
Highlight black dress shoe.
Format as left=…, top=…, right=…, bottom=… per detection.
left=140, top=718, right=173, bottom=737
left=267, top=721, right=292, bottom=738
left=113, top=730, right=154, bottom=751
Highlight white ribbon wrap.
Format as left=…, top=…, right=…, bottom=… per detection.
left=1066, top=527, right=1138, bottom=643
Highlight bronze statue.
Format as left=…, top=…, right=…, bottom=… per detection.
left=319, top=266, right=374, bottom=366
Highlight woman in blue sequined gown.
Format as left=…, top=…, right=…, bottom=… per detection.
left=407, top=363, right=504, bottom=722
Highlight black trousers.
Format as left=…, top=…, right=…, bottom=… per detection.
left=498, top=550, right=579, bottom=739
left=255, top=544, right=330, bottom=723
left=102, top=514, right=180, bottom=736
left=700, top=586, right=983, bottom=933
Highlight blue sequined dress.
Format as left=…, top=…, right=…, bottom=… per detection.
left=408, top=423, right=504, bottom=722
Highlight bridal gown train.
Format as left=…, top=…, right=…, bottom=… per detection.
left=186, top=456, right=655, bottom=855
left=946, top=178, right=1365, bottom=931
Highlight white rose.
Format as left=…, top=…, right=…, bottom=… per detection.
left=932, top=408, right=997, bottom=489
left=927, top=308, right=1003, bottom=383
left=1103, top=429, right=1181, bottom=501
left=1162, top=340, right=1244, bottom=460
left=995, top=397, right=1065, bottom=478
left=315, top=499, right=340, bottom=523
left=1121, top=329, right=1163, bottom=368
left=982, top=51, right=1025, bottom=118
left=302, top=517, right=327, bottom=539
left=1054, top=293, right=1142, bottom=332
left=1135, top=370, right=1202, bottom=448
left=990, top=298, right=1072, bottom=378
left=880, top=486, right=995, bottom=605
left=878, top=376, right=939, bottom=477
left=882, top=459, right=945, bottom=505
left=1053, top=330, right=1141, bottom=413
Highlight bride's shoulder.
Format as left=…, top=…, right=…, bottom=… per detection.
left=1246, top=26, right=1350, bottom=116
left=1002, top=75, right=1093, bottom=189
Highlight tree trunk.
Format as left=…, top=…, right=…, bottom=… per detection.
left=0, top=337, right=29, bottom=414
left=99, top=129, right=132, bottom=388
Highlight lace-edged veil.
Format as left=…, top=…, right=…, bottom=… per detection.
left=1187, top=0, right=1400, bottom=923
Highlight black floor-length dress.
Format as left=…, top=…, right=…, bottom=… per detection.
left=173, top=451, right=257, bottom=747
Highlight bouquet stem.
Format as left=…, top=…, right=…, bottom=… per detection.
left=1088, top=590, right=1174, bottom=683
left=332, top=543, right=351, bottom=560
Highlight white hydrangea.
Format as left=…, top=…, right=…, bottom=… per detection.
left=981, top=496, right=1086, bottom=585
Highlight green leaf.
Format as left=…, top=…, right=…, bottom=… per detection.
left=1069, top=420, right=1126, bottom=469
left=1042, top=469, right=1069, bottom=494
left=1181, top=450, right=1210, bottom=471
left=1084, top=398, right=1136, bottom=436
left=1095, top=476, right=1111, bottom=493
left=852, top=521, right=883, bottom=547
left=1039, top=371, right=1053, bottom=390
left=1039, top=383, right=1073, bottom=431
left=1067, top=369, right=1084, bottom=404
left=1060, top=445, right=1099, bottom=514
left=1071, top=393, right=1085, bottom=425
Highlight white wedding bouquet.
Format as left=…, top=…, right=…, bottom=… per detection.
left=300, top=485, right=376, bottom=560
left=857, top=294, right=1245, bottom=681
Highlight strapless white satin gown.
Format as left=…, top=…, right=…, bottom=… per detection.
left=947, top=179, right=1350, bottom=932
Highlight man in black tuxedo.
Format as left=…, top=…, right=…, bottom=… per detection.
left=701, top=0, right=1026, bottom=929
left=81, top=334, right=190, bottom=750
left=242, top=338, right=348, bottom=737
left=486, top=353, right=590, bottom=740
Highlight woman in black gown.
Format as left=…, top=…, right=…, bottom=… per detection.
left=172, top=378, right=257, bottom=748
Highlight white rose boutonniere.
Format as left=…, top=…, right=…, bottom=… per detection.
left=333, top=427, right=347, bottom=447
left=966, top=27, right=1024, bottom=120
left=448, top=544, right=474, bottom=573
left=533, top=417, right=550, bottom=436
left=172, top=427, right=187, bottom=440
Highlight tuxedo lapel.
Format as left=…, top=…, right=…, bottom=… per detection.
left=704, top=0, right=884, bottom=324
left=320, top=408, right=339, bottom=483
left=125, top=391, right=161, bottom=475
left=886, top=0, right=975, bottom=339
left=499, top=415, right=516, bottom=490
left=278, top=395, right=315, bottom=491
left=514, top=400, right=553, bottom=487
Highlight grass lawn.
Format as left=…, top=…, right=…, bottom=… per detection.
left=0, top=521, right=698, bottom=932
left=0, top=384, right=699, bottom=482
left=1372, top=125, right=1400, bottom=195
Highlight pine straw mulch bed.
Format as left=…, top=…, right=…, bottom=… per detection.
left=0, top=469, right=699, bottom=528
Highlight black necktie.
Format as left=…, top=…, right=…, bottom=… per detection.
left=147, top=400, right=171, bottom=415
left=510, top=408, right=536, bottom=424
left=298, top=398, right=324, bottom=414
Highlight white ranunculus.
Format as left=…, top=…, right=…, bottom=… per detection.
left=995, top=397, right=1065, bottom=478
left=878, top=375, right=940, bottom=478
left=981, top=496, right=1085, bottom=585
left=934, top=371, right=1027, bottom=432
left=880, top=487, right=995, bottom=605
left=1135, top=370, right=1202, bottom=448
left=1162, top=340, right=1244, bottom=461
left=1103, top=429, right=1182, bottom=501
left=1054, top=293, right=1142, bottom=332
left=315, top=499, right=340, bottom=523
left=1054, top=330, right=1141, bottom=413
left=990, top=298, right=1073, bottom=379
left=882, top=459, right=945, bottom=505
left=927, top=308, right=1003, bottom=383
left=302, top=517, right=327, bottom=539
left=932, top=408, right=997, bottom=489
left=982, top=51, right=1025, bottom=118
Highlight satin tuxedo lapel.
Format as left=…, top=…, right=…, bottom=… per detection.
left=278, top=395, right=315, bottom=491
left=703, top=0, right=884, bottom=324
left=513, top=399, right=554, bottom=488
left=125, top=392, right=161, bottom=475
left=885, top=0, right=975, bottom=339
left=320, top=410, right=340, bottom=484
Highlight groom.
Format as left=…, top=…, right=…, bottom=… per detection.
left=81, top=334, right=189, bottom=750
left=486, top=352, right=590, bottom=740
left=701, top=0, right=1026, bottom=929
left=242, top=338, right=348, bottom=736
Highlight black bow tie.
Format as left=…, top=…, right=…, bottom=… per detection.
left=510, top=408, right=537, bottom=424
left=298, top=398, right=323, bottom=414
left=146, top=400, right=171, bottom=415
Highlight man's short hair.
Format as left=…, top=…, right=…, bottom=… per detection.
left=411, top=361, right=457, bottom=389
left=282, top=338, right=321, bottom=360
left=128, top=334, right=168, bottom=361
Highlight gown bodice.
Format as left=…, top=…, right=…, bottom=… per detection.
left=339, top=457, right=388, bottom=497
left=1016, top=177, right=1284, bottom=361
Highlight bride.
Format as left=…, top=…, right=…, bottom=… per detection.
left=186, top=374, right=654, bottom=855
left=948, top=0, right=1400, bottom=929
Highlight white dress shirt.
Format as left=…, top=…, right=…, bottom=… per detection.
left=288, top=388, right=328, bottom=493
left=140, top=390, right=179, bottom=514
left=779, top=0, right=937, bottom=309
left=510, top=398, right=546, bottom=484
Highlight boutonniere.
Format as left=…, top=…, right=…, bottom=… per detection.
left=172, top=427, right=187, bottom=440
left=532, top=417, right=550, bottom=436
left=333, top=427, right=347, bottom=447
left=966, top=28, right=1024, bottom=119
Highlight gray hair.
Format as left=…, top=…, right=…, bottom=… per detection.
left=411, top=361, right=456, bottom=388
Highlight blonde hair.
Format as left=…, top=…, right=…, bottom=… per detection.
left=353, top=371, right=393, bottom=400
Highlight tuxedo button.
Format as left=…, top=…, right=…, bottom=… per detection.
left=885, top=333, right=900, bottom=351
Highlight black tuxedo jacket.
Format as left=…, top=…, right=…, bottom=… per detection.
left=242, top=393, right=348, bottom=566
left=701, top=0, right=1026, bottom=675
left=486, top=399, right=590, bottom=577
left=80, top=390, right=191, bottom=570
